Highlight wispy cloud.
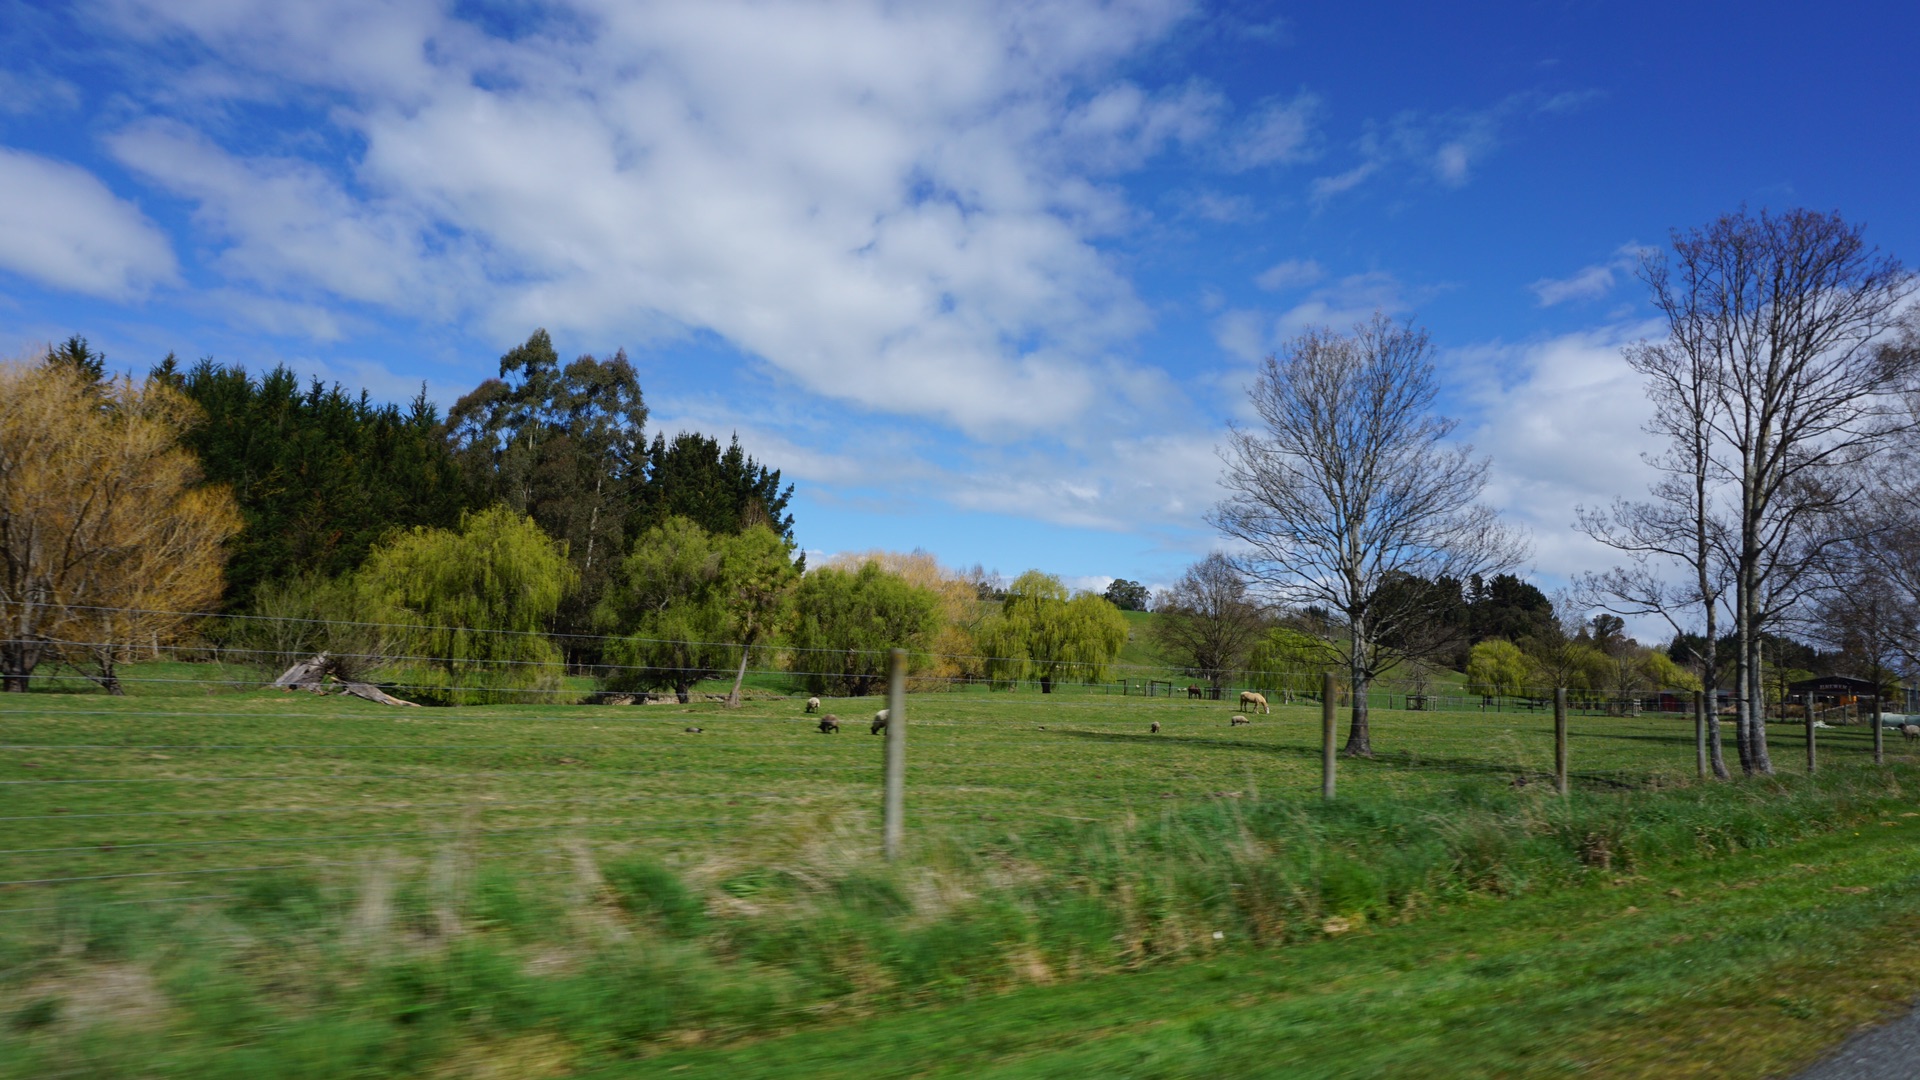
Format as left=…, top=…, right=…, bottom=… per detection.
left=1223, top=91, right=1321, bottom=169
left=1529, top=243, right=1652, bottom=307
left=1310, top=88, right=1600, bottom=202
left=1254, top=257, right=1323, bottom=291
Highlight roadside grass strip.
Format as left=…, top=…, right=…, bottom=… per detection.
left=626, top=817, right=1920, bottom=1080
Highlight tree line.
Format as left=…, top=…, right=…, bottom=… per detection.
left=0, top=330, right=1134, bottom=699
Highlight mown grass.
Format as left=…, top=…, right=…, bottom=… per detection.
left=0, top=671, right=1910, bottom=1077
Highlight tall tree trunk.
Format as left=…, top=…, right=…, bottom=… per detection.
left=1700, top=616, right=1728, bottom=780
left=725, top=638, right=751, bottom=708
left=1732, top=571, right=1756, bottom=775
left=1344, top=656, right=1373, bottom=758
left=674, top=680, right=691, bottom=705
left=1748, top=632, right=1772, bottom=773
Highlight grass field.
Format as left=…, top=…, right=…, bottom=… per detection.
left=3, top=668, right=1871, bottom=894
left=2, top=667, right=1912, bottom=1077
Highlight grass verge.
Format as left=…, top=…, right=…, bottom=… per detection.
left=1, top=766, right=1915, bottom=1078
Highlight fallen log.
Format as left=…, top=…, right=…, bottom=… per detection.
left=271, top=654, right=418, bottom=707
left=338, top=680, right=420, bottom=707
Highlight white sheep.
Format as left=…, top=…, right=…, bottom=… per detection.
left=805, top=696, right=821, bottom=714
left=1230, top=714, right=1250, bottom=727
left=1903, top=724, right=1920, bottom=743
left=871, top=708, right=890, bottom=735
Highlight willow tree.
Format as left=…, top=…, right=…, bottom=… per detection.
left=976, top=571, right=1128, bottom=693
left=787, top=560, right=941, bottom=696
left=357, top=506, right=575, bottom=704
left=598, top=516, right=799, bottom=703
left=0, top=357, right=241, bottom=693
left=1211, top=314, right=1525, bottom=756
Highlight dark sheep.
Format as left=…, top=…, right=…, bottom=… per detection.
left=1150, top=721, right=1161, bottom=733
left=818, top=714, right=841, bottom=734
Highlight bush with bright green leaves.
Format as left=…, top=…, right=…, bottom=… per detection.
left=598, top=516, right=799, bottom=702
left=786, top=560, right=942, bottom=696
left=975, top=570, right=1128, bottom=693
left=356, top=505, right=575, bottom=704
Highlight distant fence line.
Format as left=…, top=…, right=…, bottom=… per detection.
left=2, top=596, right=1743, bottom=711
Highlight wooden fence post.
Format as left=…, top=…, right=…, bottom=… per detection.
left=1873, top=693, right=1884, bottom=765
left=883, top=648, right=907, bottom=861
left=1694, top=690, right=1707, bottom=780
left=1554, top=687, right=1569, bottom=796
left=1321, top=671, right=1337, bottom=801
left=1804, top=691, right=1817, bottom=775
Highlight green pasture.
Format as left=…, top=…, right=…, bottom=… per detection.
left=4, top=668, right=1914, bottom=1078
left=0, top=666, right=1888, bottom=904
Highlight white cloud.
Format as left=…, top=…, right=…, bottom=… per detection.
left=0, top=146, right=179, bottom=300
left=1254, top=258, right=1322, bottom=291
left=1529, top=243, right=1651, bottom=307
left=1225, top=92, right=1320, bottom=169
left=1276, top=271, right=1416, bottom=334
left=1453, top=321, right=1665, bottom=585
left=1311, top=88, right=1596, bottom=201
left=1176, top=189, right=1260, bottom=223
left=94, top=0, right=1207, bottom=438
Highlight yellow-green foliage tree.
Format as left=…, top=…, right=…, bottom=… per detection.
left=1465, top=638, right=1530, bottom=698
left=976, top=571, right=1128, bottom=693
left=0, top=356, right=242, bottom=693
left=599, top=517, right=799, bottom=704
left=787, top=560, right=942, bottom=696
left=827, top=550, right=990, bottom=687
left=357, top=505, right=575, bottom=704
left=1244, top=626, right=1343, bottom=701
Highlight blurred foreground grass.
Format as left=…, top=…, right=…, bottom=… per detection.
left=1, top=677, right=1911, bottom=1077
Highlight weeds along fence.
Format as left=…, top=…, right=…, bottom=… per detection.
left=0, top=606, right=1903, bottom=913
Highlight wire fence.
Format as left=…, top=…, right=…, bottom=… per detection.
left=2, top=605, right=1906, bottom=912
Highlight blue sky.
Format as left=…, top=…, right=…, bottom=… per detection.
left=3, top=0, right=1916, bottom=598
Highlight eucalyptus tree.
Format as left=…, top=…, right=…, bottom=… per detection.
left=1211, top=313, right=1525, bottom=757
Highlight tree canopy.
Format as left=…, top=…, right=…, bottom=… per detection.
left=0, top=358, right=242, bottom=692
left=157, top=357, right=470, bottom=607
left=787, top=561, right=941, bottom=696
left=977, top=571, right=1128, bottom=693
left=357, top=506, right=575, bottom=705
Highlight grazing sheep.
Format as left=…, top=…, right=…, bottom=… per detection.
left=1230, top=714, right=1250, bottom=727
left=818, top=714, right=840, bottom=734
left=1903, top=724, right=1920, bottom=743
left=805, top=696, right=821, bottom=714
left=1150, top=721, right=1161, bottom=733
left=871, top=709, right=890, bottom=735
left=684, top=726, right=703, bottom=734
left=1239, top=691, right=1269, bottom=714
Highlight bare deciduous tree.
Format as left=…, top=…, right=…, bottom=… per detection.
left=1211, top=313, right=1526, bottom=756
left=1150, top=553, right=1267, bottom=692
left=1600, top=208, right=1916, bottom=774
